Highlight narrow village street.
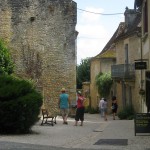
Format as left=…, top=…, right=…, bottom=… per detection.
left=0, top=113, right=150, bottom=150
left=0, top=1, right=150, bottom=150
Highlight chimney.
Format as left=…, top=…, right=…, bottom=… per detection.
left=124, top=7, right=137, bottom=28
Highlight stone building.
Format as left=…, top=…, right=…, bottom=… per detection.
left=90, top=7, right=142, bottom=113
left=111, top=7, right=142, bottom=112
left=90, top=26, right=118, bottom=110
left=0, top=0, right=77, bottom=115
left=135, top=0, right=150, bottom=112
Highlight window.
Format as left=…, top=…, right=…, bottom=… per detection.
left=125, top=44, right=128, bottom=64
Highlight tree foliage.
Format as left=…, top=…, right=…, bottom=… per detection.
left=0, top=39, right=14, bottom=75
left=77, top=58, right=90, bottom=89
left=95, top=72, right=113, bottom=98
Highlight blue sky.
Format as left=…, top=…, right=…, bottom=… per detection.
left=73, top=0, right=135, bottom=64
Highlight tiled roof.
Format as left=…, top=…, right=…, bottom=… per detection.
left=92, top=8, right=141, bottom=61
left=99, top=22, right=125, bottom=55
left=97, top=49, right=116, bottom=59
left=114, top=8, right=141, bottom=41
left=94, top=43, right=116, bottom=59
left=92, top=22, right=124, bottom=60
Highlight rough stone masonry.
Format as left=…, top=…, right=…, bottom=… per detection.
left=0, top=0, right=77, bottom=115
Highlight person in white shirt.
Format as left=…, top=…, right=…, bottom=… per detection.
left=103, top=98, right=108, bottom=121
left=99, top=98, right=104, bottom=117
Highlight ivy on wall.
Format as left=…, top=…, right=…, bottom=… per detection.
left=22, top=45, right=42, bottom=79
left=95, top=72, right=113, bottom=98
left=0, top=39, right=14, bottom=75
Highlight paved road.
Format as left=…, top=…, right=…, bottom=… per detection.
left=0, top=114, right=150, bottom=150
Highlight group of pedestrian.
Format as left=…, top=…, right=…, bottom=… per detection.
left=58, top=88, right=85, bottom=126
left=98, top=96, right=118, bottom=121
left=58, top=87, right=118, bottom=125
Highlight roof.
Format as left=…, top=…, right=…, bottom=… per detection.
left=91, top=8, right=141, bottom=61
left=101, top=22, right=125, bottom=54
left=114, top=9, right=141, bottom=41
left=94, top=46, right=116, bottom=59
left=99, top=50, right=115, bottom=59
left=93, top=22, right=124, bottom=59
left=90, top=22, right=124, bottom=61
left=99, top=49, right=116, bottom=58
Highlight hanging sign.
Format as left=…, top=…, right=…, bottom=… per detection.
left=135, top=61, right=147, bottom=70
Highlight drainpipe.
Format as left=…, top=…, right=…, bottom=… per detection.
left=137, top=31, right=144, bottom=113
left=122, top=44, right=129, bottom=107
left=140, top=36, right=144, bottom=89
left=122, top=82, right=126, bottom=107
left=140, top=36, right=144, bottom=113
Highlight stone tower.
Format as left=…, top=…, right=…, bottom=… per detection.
left=0, top=0, right=77, bottom=115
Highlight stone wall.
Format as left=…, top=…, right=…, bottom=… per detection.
left=90, top=58, right=100, bottom=108
left=0, top=0, right=77, bottom=115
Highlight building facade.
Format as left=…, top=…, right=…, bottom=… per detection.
left=111, top=7, right=143, bottom=112
left=135, top=0, right=150, bottom=112
left=90, top=7, right=144, bottom=113
left=90, top=42, right=116, bottom=110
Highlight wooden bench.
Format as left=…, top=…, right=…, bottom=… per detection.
left=41, top=109, right=57, bottom=126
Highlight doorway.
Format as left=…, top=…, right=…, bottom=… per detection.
left=146, top=71, right=150, bottom=112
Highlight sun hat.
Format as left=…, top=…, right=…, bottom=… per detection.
left=77, top=91, right=82, bottom=94
left=61, top=88, right=66, bottom=92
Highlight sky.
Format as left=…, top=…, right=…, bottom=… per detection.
left=73, top=0, right=135, bottom=64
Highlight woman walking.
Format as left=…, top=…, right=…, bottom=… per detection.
left=111, top=96, right=118, bottom=120
left=74, top=91, right=85, bottom=126
left=58, top=88, right=70, bottom=124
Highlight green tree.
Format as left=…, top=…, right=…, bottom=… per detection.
left=77, top=58, right=90, bottom=89
left=0, top=39, right=14, bottom=75
left=95, top=72, right=113, bottom=98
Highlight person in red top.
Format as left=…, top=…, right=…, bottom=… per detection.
left=74, top=91, right=85, bottom=126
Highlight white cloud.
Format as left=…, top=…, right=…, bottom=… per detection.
left=76, top=7, right=110, bottom=64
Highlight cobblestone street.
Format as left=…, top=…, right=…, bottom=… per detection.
left=0, top=114, right=150, bottom=150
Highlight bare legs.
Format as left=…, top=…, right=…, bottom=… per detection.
left=104, top=112, right=107, bottom=121
left=61, top=109, right=69, bottom=124
left=62, top=114, right=68, bottom=124
left=62, top=116, right=67, bottom=124
left=74, top=120, right=77, bottom=126
left=80, top=121, right=83, bottom=126
left=74, top=120, right=83, bottom=126
left=113, top=112, right=116, bottom=120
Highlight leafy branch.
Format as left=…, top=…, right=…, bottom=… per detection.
left=95, top=72, right=113, bottom=98
left=0, top=39, right=14, bottom=75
